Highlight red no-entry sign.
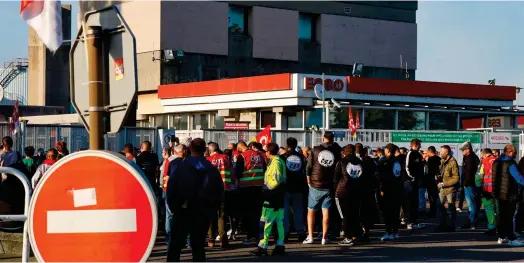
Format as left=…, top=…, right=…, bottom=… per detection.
left=29, top=151, right=158, bottom=262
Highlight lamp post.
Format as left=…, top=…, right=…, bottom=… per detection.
left=314, top=73, right=326, bottom=136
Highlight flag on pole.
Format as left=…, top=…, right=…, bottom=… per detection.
left=21, top=0, right=63, bottom=52
left=348, top=107, right=356, bottom=138
left=10, top=100, right=21, bottom=135
left=354, top=111, right=360, bottom=138
left=250, top=125, right=272, bottom=147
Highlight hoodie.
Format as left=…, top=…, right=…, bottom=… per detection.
left=31, top=159, right=57, bottom=189
left=166, top=156, right=224, bottom=216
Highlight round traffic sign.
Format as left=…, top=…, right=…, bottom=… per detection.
left=29, top=150, right=158, bottom=262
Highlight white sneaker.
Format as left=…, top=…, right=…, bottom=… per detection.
left=381, top=234, right=393, bottom=241
left=392, top=233, right=400, bottom=240
left=509, top=239, right=524, bottom=247
left=321, top=238, right=330, bottom=245
left=303, top=236, right=314, bottom=244
left=498, top=238, right=509, bottom=244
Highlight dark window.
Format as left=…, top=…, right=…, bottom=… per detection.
left=298, top=13, right=315, bottom=41
left=305, top=108, right=323, bottom=128
left=364, top=109, right=395, bottom=129
left=287, top=110, right=304, bottom=129
left=398, top=111, right=426, bottom=130
left=261, top=112, right=276, bottom=127
left=329, top=108, right=363, bottom=129
left=229, top=6, right=248, bottom=34
left=429, top=112, right=457, bottom=131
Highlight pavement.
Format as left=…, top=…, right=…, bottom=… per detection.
left=147, top=210, right=524, bottom=262
left=2, top=209, right=523, bottom=262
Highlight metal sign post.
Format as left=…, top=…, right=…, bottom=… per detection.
left=70, top=6, right=138, bottom=148
left=86, top=26, right=104, bottom=150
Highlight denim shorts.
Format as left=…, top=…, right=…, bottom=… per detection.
left=308, top=187, right=332, bottom=211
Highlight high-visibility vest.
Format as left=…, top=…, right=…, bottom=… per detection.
left=207, top=153, right=233, bottom=191
left=239, top=150, right=265, bottom=187
left=482, top=155, right=497, bottom=193
left=162, top=160, right=170, bottom=192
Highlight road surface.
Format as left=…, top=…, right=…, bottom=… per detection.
left=147, top=211, right=524, bottom=262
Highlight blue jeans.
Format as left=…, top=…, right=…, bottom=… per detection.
left=164, top=192, right=174, bottom=246
left=419, top=188, right=427, bottom=211
left=464, top=186, right=479, bottom=226
left=284, top=192, right=305, bottom=235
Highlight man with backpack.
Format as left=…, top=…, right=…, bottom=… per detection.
left=166, top=138, right=224, bottom=262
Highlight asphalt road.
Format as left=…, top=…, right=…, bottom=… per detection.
left=147, top=211, right=524, bottom=262
left=3, top=209, right=522, bottom=262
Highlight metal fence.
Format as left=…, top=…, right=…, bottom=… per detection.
left=0, top=123, right=159, bottom=155
left=203, top=129, right=312, bottom=150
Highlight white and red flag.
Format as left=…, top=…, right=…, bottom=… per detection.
left=10, top=100, right=20, bottom=135
left=21, top=0, right=63, bottom=52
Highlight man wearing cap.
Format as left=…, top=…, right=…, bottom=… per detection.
left=459, top=141, right=480, bottom=229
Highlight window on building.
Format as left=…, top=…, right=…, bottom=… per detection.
left=287, top=110, right=304, bottom=129
left=398, top=111, right=426, bottom=130
left=154, top=115, right=168, bottom=129
left=364, top=109, right=395, bottom=129
left=305, top=108, right=323, bottom=128
left=212, top=114, right=225, bottom=129
left=429, top=112, right=457, bottom=131
left=193, top=113, right=209, bottom=130
left=261, top=111, right=276, bottom=128
left=298, top=13, right=315, bottom=41
left=229, top=6, right=247, bottom=34
left=172, top=114, right=189, bottom=130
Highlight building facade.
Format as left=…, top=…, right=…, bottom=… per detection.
left=155, top=73, right=520, bottom=132
left=77, top=1, right=418, bottom=124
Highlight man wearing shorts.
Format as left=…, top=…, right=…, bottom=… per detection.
left=303, top=132, right=341, bottom=245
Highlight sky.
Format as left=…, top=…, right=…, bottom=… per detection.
left=0, top=1, right=523, bottom=103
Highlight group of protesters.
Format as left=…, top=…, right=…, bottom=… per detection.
left=2, top=131, right=524, bottom=261
left=157, top=131, right=524, bottom=261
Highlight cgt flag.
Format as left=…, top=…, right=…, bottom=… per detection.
left=250, top=125, right=272, bottom=146
left=348, top=107, right=356, bottom=138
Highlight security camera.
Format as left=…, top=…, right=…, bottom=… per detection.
left=331, top=98, right=341, bottom=108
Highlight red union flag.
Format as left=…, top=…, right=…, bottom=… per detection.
left=348, top=107, right=356, bottom=137
left=251, top=125, right=272, bottom=146
left=21, top=0, right=63, bottom=52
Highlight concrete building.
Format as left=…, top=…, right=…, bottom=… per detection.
left=78, top=1, right=418, bottom=127
left=27, top=4, right=72, bottom=112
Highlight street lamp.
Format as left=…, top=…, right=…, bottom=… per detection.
left=313, top=73, right=326, bottom=136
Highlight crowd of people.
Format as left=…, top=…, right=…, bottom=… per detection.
left=1, top=131, right=524, bottom=261
left=153, top=132, right=524, bottom=261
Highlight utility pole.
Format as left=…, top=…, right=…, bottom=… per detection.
left=86, top=26, right=104, bottom=150
left=321, top=73, right=326, bottom=136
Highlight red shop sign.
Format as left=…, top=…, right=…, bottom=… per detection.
left=304, top=77, right=345, bottom=91
left=224, top=122, right=250, bottom=130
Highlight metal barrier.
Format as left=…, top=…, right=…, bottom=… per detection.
left=203, top=129, right=311, bottom=150
left=0, top=123, right=159, bottom=155
left=0, top=167, right=31, bottom=263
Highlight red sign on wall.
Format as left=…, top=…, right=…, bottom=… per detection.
left=224, top=122, right=250, bottom=130
left=304, top=77, right=345, bottom=91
